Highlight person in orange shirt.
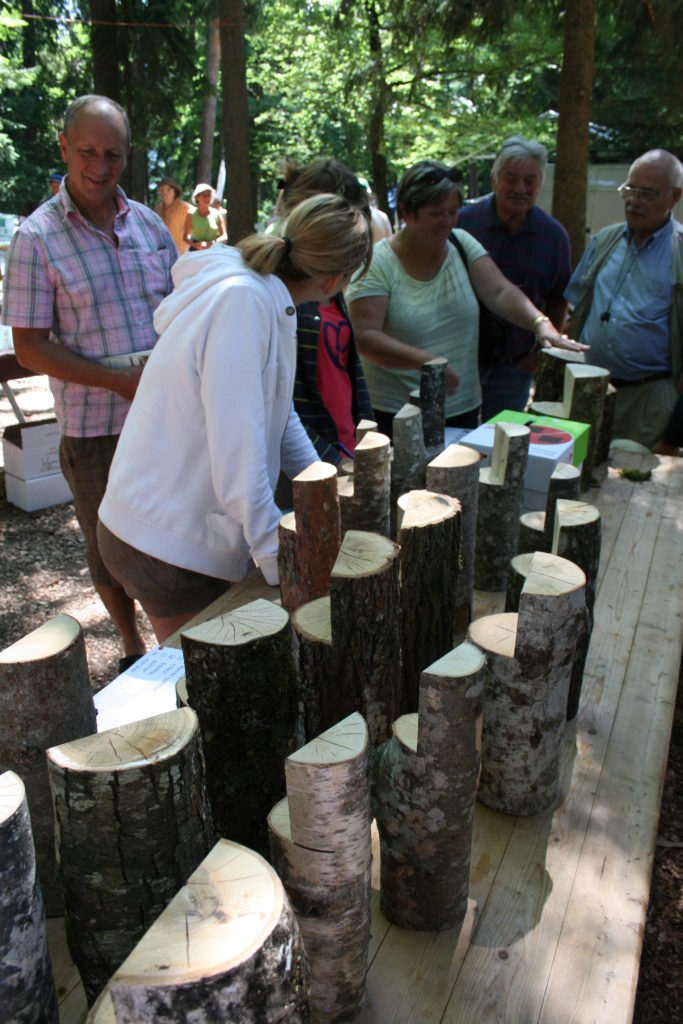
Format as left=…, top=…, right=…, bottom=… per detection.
left=154, top=176, right=191, bottom=254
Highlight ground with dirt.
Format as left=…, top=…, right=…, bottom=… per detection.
left=0, top=375, right=680, bottom=1019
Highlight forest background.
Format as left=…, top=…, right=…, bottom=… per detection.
left=0, top=0, right=681, bottom=264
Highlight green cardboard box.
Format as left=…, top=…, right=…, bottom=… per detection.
left=489, top=410, right=590, bottom=469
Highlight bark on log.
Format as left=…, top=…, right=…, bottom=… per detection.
left=469, top=552, right=586, bottom=814
left=0, top=614, right=96, bottom=916
left=505, top=552, right=535, bottom=613
left=268, top=713, right=371, bottom=1023
left=373, top=643, right=485, bottom=931
left=355, top=418, right=377, bottom=442
left=531, top=363, right=610, bottom=488
left=516, top=462, right=581, bottom=556
left=552, top=499, right=602, bottom=720
left=426, top=443, right=481, bottom=634
left=338, top=431, right=391, bottom=538
left=104, top=840, right=310, bottom=1024
left=46, top=708, right=214, bottom=1006
left=594, top=382, right=617, bottom=466
left=0, top=770, right=58, bottom=1024
left=293, top=532, right=402, bottom=746
left=181, top=600, right=300, bottom=853
left=533, top=346, right=586, bottom=403
left=278, top=462, right=341, bottom=614
left=391, top=403, right=428, bottom=538
left=419, top=357, right=447, bottom=456
left=397, top=489, right=461, bottom=713
left=474, top=422, right=530, bottom=591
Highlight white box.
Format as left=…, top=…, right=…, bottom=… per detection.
left=5, top=470, right=73, bottom=512
left=460, top=421, right=574, bottom=495
left=3, top=417, right=61, bottom=450
left=3, top=418, right=62, bottom=480
left=522, top=488, right=546, bottom=513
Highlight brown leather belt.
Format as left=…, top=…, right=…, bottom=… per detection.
left=610, top=372, right=671, bottom=388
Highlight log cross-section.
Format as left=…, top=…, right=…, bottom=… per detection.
left=278, top=461, right=341, bottom=614
left=474, top=422, right=530, bottom=591
left=46, top=707, right=214, bottom=1006
left=517, top=462, right=582, bottom=556
left=338, top=430, right=391, bottom=537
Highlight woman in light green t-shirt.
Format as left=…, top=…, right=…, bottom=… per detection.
left=346, top=160, right=580, bottom=437
left=184, top=183, right=227, bottom=252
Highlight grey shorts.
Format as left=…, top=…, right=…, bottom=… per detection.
left=96, top=520, right=230, bottom=618
left=59, top=434, right=121, bottom=588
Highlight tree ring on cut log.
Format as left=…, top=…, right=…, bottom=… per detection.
left=0, top=613, right=81, bottom=664
left=181, top=597, right=289, bottom=646
left=332, top=530, right=399, bottom=578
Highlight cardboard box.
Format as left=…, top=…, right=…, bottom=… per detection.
left=489, top=410, right=590, bottom=469
left=3, top=418, right=62, bottom=480
left=5, top=470, right=73, bottom=512
left=460, top=419, right=575, bottom=495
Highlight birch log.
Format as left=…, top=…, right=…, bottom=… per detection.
left=355, top=418, right=378, bottom=442
left=104, top=840, right=310, bottom=1024
left=181, top=600, right=300, bottom=853
left=594, top=382, right=617, bottom=466
left=391, top=403, right=428, bottom=536
left=293, top=531, right=402, bottom=746
left=278, top=462, right=341, bottom=614
left=533, top=347, right=586, bottom=402
left=426, top=443, right=481, bottom=634
left=418, top=357, right=447, bottom=456
left=516, top=462, right=581, bottom=556
left=0, top=770, right=59, bottom=1024
left=373, top=643, right=485, bottom=931
left=397, top=489, right=461, bottom=712
left=474, top=422, right=530, bottom=591
left=268, top=713, right=371, bottom=1023
left=0, top=614, right=96, bottom=916
left=469, top=551, right=586, bottom=815
left=338, top=431, right=391, bottom=537
left=46, top=708, right=214, bottom=1005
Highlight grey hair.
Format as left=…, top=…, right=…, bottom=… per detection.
left=632, top=149, right=683, bottom=189
left=63, top=95, right=131, bottom=149
left=491, top=136, right=548, bottom=183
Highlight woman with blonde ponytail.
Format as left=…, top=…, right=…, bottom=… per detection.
left=97, top=194, right=371, bottom=641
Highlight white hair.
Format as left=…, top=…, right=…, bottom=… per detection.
left=491, top=136, right=548, bottom=183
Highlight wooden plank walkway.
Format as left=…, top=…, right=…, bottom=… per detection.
left=48, top=449, right=682, bottom=1024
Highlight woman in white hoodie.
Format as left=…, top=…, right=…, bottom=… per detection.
left=97, top=193, right=372, bottom=642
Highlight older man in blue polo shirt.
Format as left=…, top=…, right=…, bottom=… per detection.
left=458, top=136, right=572, bottom=420
left=565, top=149, right=683, bottom=448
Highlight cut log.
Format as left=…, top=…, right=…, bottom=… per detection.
left=355, top=418, right=377, bottom=442
left=46, top=707, right=214, bottom=1006
left=552, top=499, right=602, bottom=719
left=391, top=403, right=428, bottom=537
left=397, top=489, right=461, bottom=712
left=181, top=599, right=300, bottom=853
left=530, top=363, right=610, bottom=488
left=426, top=443, right=481, bottom=634
left=594, top=381, right=617, bottom=466
left=373, top=642, right=485, bottom=931
left=278, top=461, right=341, bottom=614
left=419, top=356, right=447, bottom=455
left=474, top=422, right=530, bottom=591
left=268, top=713, right=371, bottom=1023
left=504, top=552, right=534, bottom=613
left=533, top=346, right=586, bottom=403
left=338, top=431, right=391, bottom=538
left=0, top=770, right=59, bottom=1024
left=104, top=839, right=310, bottom=1024
left=0, top=614, right=96, bottom=916
left=292, top=531, right=402, bottom=746
left=516, top=462, right=581, bottom=556
left=469, top=551, right=586, bottom=815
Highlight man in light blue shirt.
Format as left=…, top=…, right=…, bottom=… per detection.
left=565, top=149, right=682, bottom=447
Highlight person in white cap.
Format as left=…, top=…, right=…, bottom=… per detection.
left=184, top=183, right=227, bottom=250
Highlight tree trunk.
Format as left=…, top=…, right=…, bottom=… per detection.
left=338, top=431, right=391, bottom=538
left=397, top=490, right=461, bottom=713
left=373, top=642, right=485, bottom=931
left=474, top=422, right=530, bottom=591
left=278, top=462, right=341, bottom=614
left=0, top=614, right=96, bottom=916
left=219, top=0, right=253, bottom=241
left=0, top=770, right=59, bottom=1024
left=268, top=713, right=371, bottom=1023
left=533, top=346, right=586, bottom=403
left=181, top=599, right=300, bottom=854
left=365, top=0, right=388, bottom=211
left=103, top=840, right=310, bottom=1024
left=418, top=357, right=447, bottom=456
left=90, top=0, right=121, bottom=102
left=197, top=4, right=221, bottom=185
left=426, top=443, right=481, bottom=634
left=552, top=0, right=597, bottom=265
left=47, top=708, right=214, bottom=1006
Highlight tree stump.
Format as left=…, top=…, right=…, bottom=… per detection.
left=268, top=713, right=371, bottom=1023
left=355, top=418, right=377, bottom=442
left=181, top=599, right=300, bottom=853
left=338, top=431, right=391, bottom=537
left=397, top=489, right=461, bottom=712
left=373, top=642, right=485, bottom=931
left=292, top=531, right=402, bottom=746
left=0, top=614, right=96, bottom=916
left=530, top=363, right=610, bottom=488
left=391, top=403, right=428, bottom=537
left=278, top=462, right=341, bottom=614
left=103, top=839, right=310, bottom=1024
left=533, top=346, right=586, bottom=403
left=516, top=462, right=582, bottom=555
left=474, top=422, right=530, bottom=591
left=594, top=381, right=617, bottom=465
left=552, top=499, right=602, bottom=719
left=0, top=770, right=59, bottom=1024
left=46, top=707, right=214, bottom=1006
left=419, top=356, right=447, bottom=456
left=468, top=551, right=586, bottom=815
left=426, top=443, right=481, bottom=633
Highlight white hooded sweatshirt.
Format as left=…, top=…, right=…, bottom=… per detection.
left=98, top=244, right=318, bottom=585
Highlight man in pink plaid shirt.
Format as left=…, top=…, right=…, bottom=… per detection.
left=3, top=94, right=177, bottom=672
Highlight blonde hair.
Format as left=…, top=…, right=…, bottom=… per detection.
left=238, top=193, right=372, bottom=280
left=276, top=158, right=371, bottom=222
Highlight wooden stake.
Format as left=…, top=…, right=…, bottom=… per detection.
left=47, top=708, right=214, bottom=1006
left=0, top=770, right=59, bottom=1024
left=474, top=422, right=530, bottom=591
left=338, top=430, right=391, bottom=537
left=278, top=461, right=341, bottom=613
left=0, top=614, right=96, bottom=916
left=373, top=643, right=485, bottom=930
left=181, top=599, right=300, bottom=853
left=397, top=489, right=461, bottom=712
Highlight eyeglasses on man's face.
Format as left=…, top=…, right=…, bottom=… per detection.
left=617, top=183, right=669, bottom=202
